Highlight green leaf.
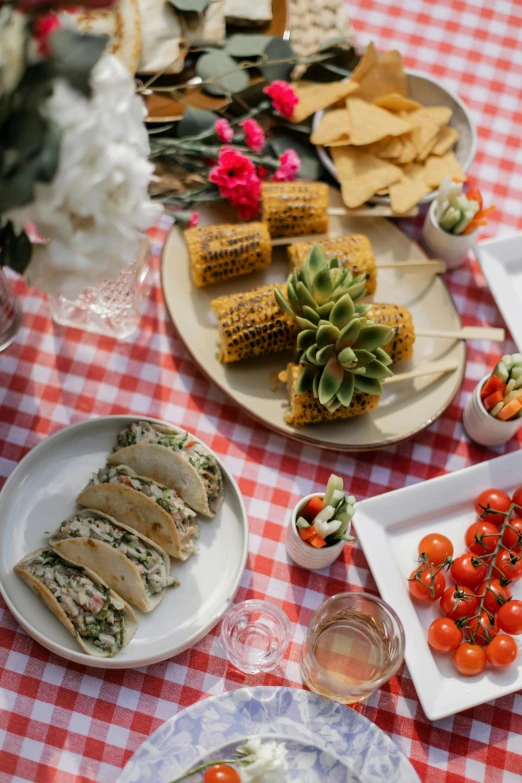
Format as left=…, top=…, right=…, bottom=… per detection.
left=363, top=360, right=393, bottom=380
left=353, top=349, right=375, bottom=366
left=312, top=266, right=332, bottom=305
left=302, top=305, right=320, bottom=324
left=274, top=287, right=295, bottom=317
left=297, top=329, right=317, bottom=350
left=355, top=325, right=394, bottom=352
left=316, top=323, right=339, bottom=348
left=317, top=302, right=334, bottom=318
left=260, top=37, right=294, bottom=81
left=307, top=244, right=327, bottom=274
left=296, top=280, right=318, bottom=310
left=375, top=347, right=393, bottom=366
left=0, top=222, right=32, bottom=274
left=296, top=316, right=317, bottom=331
left=338, top=347, right=356, bottom=366
left=337, top=373, right=355, bottom=407
left=286, top=281, right=300, bottom=313
left=330, top=294, right=355, bottom=329
left=336, top=319, right=360, bottom=350
left=312, top=373, right=320, bottom=398
left=353, top=376, right=383, bottom=396
left=270, top=134, right=323, bottom=181
left=226, top=34, right=272, bottom=59
left=168, top=0, right=210, bottom=10
left=295, top=366, right=316, bottom=394
left=178, top=106, right=219, bottom=137
left=346, top=277, right=367, bottom=302
left=49, top=29, right=107, bottom=98
left=319, top=358, right=344, bottom=404
left=196, top=51, right=250, bottom=97
left=304, top=345, right=320, bottom=366
left=316, top=344, right=335, bottom=366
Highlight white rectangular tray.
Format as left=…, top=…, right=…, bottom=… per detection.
left=354, top=451, right=522, bottom=721
left=475, top=233, right=522, bottom=350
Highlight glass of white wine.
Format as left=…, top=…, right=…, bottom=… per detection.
left=300, top=592, right=405, bottom=705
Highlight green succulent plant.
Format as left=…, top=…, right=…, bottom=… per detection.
left=274, top=244, right=395, bottom=412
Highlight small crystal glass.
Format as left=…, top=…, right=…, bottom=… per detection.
left=48, top=239, right=151, bottom=339
left=300, top=592, right=405, bottom=705
left=220, top=600, right=292, bottom=674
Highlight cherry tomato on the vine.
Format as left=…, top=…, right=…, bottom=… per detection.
left=485, top=634, right=518, bottom=668
left=440, top=584, right=479, bottom=621
left=497, top=599, right=522, bottom=634
left=512, top=487, right=522, bottom=514
left=502, top=517, right=522, bottom=551
left=204, top=766, right=241, bottom=783
left=408, top=567, right=446, bottom=602
left=476, top=579, right=512, bottom=614
left=427, top=617, right=463, bottom=652
left=418, top=533, right=453, bottom=566
left=475, top=489, right=511, bottom=526
left=465, top=521, right=500, bottom=555
left=467, top=611, right=499, bottom=646
left=450, top=553, right=487, bottom=588
left=494, top=549, right=522, bottom=583
left=453, top=643, right=486, bottom=676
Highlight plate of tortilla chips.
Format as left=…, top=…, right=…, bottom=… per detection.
left=308, top=43, right=477, bottom=215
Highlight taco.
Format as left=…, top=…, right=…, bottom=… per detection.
left=14, top=548, right=137, bottom=658
left=76, top=465, right=199, bottom=561
left=49, top=510, right=179, bottom=613
left=108, top=421, right=224, bottom=517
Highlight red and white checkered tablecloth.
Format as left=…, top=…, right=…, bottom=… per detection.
left=1, top=1, right=522, bottom=781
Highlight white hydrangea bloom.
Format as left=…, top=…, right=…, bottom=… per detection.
left=238, top=737, right=288, bottom=783
left=14, top=53, right=162, bottom=298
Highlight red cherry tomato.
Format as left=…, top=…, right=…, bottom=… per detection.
left=485, top=634, right=518, bottom=668
left=497, top=600, right=522, bottom=635
left=204, top=766, right=241, bottom=783
left=418, top=533, right=453, bottom=566
left=408, top=567, right=446, bottom=602
left=502, top=518, right=522, bottom=551
left=475, top=489, right=512, bottom=526
left=427, top=617, right=463, bottom=652
left=450, top=553, right=487, bottom=588
left=465, top=521, right=500, bottom=555
left=440, top=584, right=479, bottom=621
left=453, top=643, right=486, bottom=676
left=476, top=579, right=512, bottom=614
left=467, top=611, right=499, bottom=646
left=494, top=549, right=522, bottom=582
left=512, top=487, right=522, bottom=514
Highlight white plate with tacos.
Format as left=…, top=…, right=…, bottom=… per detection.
left=0, top=416, right=248, bottom=668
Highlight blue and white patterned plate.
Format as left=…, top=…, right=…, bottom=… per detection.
left=118, top=687, right=420, bottom=783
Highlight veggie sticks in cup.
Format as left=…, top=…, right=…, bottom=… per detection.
left=296, top=474, right=355, bottom=548
left=435, top=176, right=495, bottom=235
left=481, top=355, right=522, bottom=421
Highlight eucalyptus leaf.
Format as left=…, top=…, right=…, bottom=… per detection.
left=177, top=106, right=219, bottom=137
left=226, top=34, right=272, bottom=59
left=197, top=51, right=250, bottom=97
left=0, top=222, right=32, bottom=274
left=49, top=29, right=108, bottom=98
left=260, top=37, right=294, bottom=81
left=168, top=0, right=210, bottom=11
left=270, top=134, right=323, bottom=181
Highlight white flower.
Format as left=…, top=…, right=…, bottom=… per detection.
left=11, top=52, right=162, bottom=298
left=0, top=7, right=25, bottom=93
left=237, top=737, right=288, bottom=783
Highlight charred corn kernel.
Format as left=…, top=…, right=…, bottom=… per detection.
left=287, top=235, right=377, bottom=295
left=211, top=284, right=298, bottom=363
left=281, top=364, right=380, bottom=426
left=366, top=303, right=415, bottom=363
left=262, top=182, right=329, bottom=238
left=186, top=222, right=272, bottom=287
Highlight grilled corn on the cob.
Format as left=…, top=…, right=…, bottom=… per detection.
left=211, top=284, right=298, bottom=363
left=262, top=182, right=329, bottom=237
left=287, top=235, right=377, bottom=295
left=281, top=363, right=380, bottom=426
left=186, top=222, right=272, bottom=287
left=366, top=303, right=415, bottom=363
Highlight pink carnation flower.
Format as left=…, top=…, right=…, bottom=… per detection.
left=188, top=212, right=200, bottom=228
left=214, top=118, right=234, bottom=143
left=263, top=81, right=299, bottom=120
left=274, top=150, right=301, bottom=182
left=209, top=147, right=261, bottom=220
left=239, top=119, right=265, bottom=153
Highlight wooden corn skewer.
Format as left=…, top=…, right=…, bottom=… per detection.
left=416, top=326, right=505, bottom=342
left=327, top=205, right=419, bottom=218
left=384, top=359, right=460, bottom=385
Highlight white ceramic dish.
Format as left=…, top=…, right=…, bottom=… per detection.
left=474, top=233, right=522, bottom=350
left=0, top=416, right=248, bottom=669
left=314, top=70, right=477, bottom=206
left=353, top=450, right=522, bottom=721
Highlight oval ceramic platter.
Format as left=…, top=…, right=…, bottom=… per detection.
left=0, top=416, right=248, bottom=669
left=117, top=687, right=421, bottom=783
left=162, top=188, right=465, bottom=451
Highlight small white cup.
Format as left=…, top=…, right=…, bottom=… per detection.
left=463, top=375, right=521, bottom=447
left=286, top=492, right=348, bottom=571
left=422, top=200, right=478, bottom=270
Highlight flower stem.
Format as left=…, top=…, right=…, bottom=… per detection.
left=169, top=759, right=239, bottom=783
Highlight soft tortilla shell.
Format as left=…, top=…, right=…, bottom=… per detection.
left=50, top=512, right=171, bottom=612
left=14, top=548, right=137, bottom=657
left=76, top=483, right=182, bottom=558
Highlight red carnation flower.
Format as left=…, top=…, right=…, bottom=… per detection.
left=263, top=81, right=299, bottom=120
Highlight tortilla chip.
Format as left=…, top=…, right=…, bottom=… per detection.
left=390, top=175, right=430, bottom=214
left=351, top=49, right=408, bottom=101
left=422, top=151, right=467, bottom=188
left=332, top=146, right=403, bottom=208
left=432, top=126, right=459, bottom=156
left=291, top=80, right=359, bottom=123
left=398, top=136, right=416, bottom=164
left=374, top=93, right=421, bottom=112
left=408, top=106, right=453, bottom=161
left=375, top=188, right=389, bottom=195
left=311, top=109, right=350, bottom=146
left=350, top=41, right=379, bottom=84
left=347, top=98, right=412, bottom=146
left=325, top=139, right=354, bottom=147
left=378, top=136, right=403, bottom=159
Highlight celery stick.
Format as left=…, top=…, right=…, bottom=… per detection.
left=323, top=474, right=343, bottom=506
left=439, top=206, right=461, bottom=232
left=491, top=401, right=504, bottom=417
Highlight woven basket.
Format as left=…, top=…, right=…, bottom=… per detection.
left=289, top=0, right=355, bottom=57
